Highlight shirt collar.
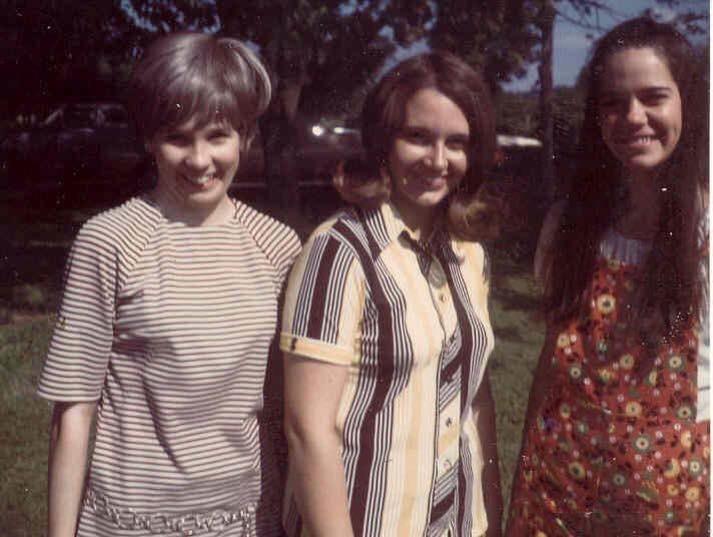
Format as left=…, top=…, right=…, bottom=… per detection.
left=361, top=201, right=454, bottom=257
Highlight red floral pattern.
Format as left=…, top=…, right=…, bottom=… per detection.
left=507, top=256, right=709, bottom=536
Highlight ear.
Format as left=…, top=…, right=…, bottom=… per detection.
left=380, top=164, right=391, bottom=184
left=240, top=132, right=255, bottom=153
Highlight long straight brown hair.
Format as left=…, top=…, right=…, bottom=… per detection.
left=543, top=18, right=708, bottom=343
left=334, top=51, right=497, bottom=241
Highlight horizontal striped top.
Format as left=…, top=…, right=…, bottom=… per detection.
left=280, top=202, right=494, bottom=536
left=37, top=196, right=300, bottom=536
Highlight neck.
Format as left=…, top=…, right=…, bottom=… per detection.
left=617, top=172, right=661, bottom=239
left=152, top=190, right=235, bottom=226
left=391, top=200, right=438, bottom=242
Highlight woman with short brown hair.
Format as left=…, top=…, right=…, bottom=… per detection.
left=40, top=32, right=299, bottom=537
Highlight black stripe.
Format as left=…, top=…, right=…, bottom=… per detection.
left=304, top=238, right=342, bottom=340
left=429, top=488, right=456, bottom=527
left=333, top=216, right=396, bottom=537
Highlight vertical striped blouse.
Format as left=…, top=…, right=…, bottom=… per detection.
left=280, top=202, right=494, bottom=536
left=37, top=196, right=301, bottom=536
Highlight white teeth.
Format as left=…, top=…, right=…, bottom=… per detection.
left=186, top=175, right=213, bottom=185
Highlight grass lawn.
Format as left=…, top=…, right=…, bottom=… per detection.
left=0, top=197, right=544, bottom=536
left=488, top=248, right=545, bottom=514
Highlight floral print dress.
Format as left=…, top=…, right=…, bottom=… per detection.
left=507, top=230, right=709, bottom=536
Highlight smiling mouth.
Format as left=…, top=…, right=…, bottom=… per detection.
left=181, top=173, right=218, bottom=188
left=618, top=135, right=657, bottom=148
left=419, top=175, right=449, bottom=189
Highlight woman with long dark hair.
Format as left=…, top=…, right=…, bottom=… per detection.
left=280, top=51, right=502, bottom=536
left=507, top=17, right=708, bottom=536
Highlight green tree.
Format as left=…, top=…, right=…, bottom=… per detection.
left=215, top=0, right=432, bottom=217
left=1, top=1, right=136, bottom=119
left=530, top=0, right=707, bottom=199
left=429, top=0, right=540, bottom=94
left=120, top=1, right=571, bottom=220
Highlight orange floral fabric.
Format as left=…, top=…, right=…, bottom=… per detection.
left=507, top=256, right=709, bottom=536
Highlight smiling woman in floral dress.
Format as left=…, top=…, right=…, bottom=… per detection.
left=38, top=33, right=300, bottom=536
left=506, top=18, right=709, bottom=536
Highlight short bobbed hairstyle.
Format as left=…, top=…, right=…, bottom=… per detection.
left=126, top=32, right=271, bottom=148
left=336, top=51, right=496, bottom=240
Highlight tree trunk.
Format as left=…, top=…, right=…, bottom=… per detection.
left=259, top=77, right=303, bottom=227
left=538, top=0, right=556, bottom=204
left=258, top=18, right=304, bottom=229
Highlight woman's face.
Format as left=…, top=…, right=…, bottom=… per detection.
left=597, top=47, right=682, bottom=181
left=388, top=88, right=470, bottom=226
left=149, top=117, right=241, bottom=218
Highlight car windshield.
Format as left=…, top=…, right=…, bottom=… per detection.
left=103, top=106, right=128, bottom=125
left=63, top=107, right=95, bottom=128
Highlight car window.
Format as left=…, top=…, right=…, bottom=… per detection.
left=64, top=107, right=95, bottom=128
left=43, top=108, right=63, bottom=126
left=103, top=106, right=129, bottom=126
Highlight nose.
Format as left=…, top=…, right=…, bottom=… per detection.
left=184, top=140, right=211, bottom=170
left=426, top=142, right=447, bottom=172
left=625, top=98, right=646, bottom=125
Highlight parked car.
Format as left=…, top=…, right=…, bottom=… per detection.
left=0, top=102, right=149, bottom=196
left=294, top=118, right=363, bottom=179
left=229, top=117, right=363, bottom=208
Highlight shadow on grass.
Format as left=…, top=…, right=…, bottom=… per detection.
left=0, top=195, right=97, bottom=322
left=491, top=286, right=542, bottom=313
left=492, top=324, right=528, bottom=344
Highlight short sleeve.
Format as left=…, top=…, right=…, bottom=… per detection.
left=233, top=200, right=302, bottom=290
left=456, top=240, right=491, bottom=323
left=37, top=220, right=118, bottom=401
left=273, top=228, right=301, bottom=287
left=280, top=228, right=365, bottom=366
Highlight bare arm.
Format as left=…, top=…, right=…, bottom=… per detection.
left=47, top=401, right=96, bottom=537
left=534, top=201, right=566, bottom=285
left=473, top=371, right=503, bottom=537
left=521, top=331, right=556, bottom=432
left=283, top=354, right=354, bottom=537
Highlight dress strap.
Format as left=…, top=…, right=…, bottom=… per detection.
left=599, top=228, right=652, bottom=265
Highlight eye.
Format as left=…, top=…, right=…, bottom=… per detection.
left=639, top=92, right=669, bottom=106
left=446, top=136, right=468, bottom=151
left=401, top=128, right=430, bottom=145
left=598, top=97, right=622, bottom=110
left=163, top=132, right=189, bottom=145
left=211, top=126, right=233, bottom=138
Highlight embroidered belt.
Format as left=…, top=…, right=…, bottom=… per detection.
left=83, top=487, right=255, bottom=535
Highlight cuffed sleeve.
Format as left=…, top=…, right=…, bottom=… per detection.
left=281, top=227, right=365, bottom=366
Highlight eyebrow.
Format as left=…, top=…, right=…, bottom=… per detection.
left=400, top=124, right=469, bottom=137
left=600, top=85, right=674, bottom=96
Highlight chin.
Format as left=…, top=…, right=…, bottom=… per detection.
left=416, top=190, right=451, bottom=207
left=623, top=158, right=666, bottom=176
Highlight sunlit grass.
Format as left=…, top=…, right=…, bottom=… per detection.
left=488, top=250, right=544, bottom=515
left=0, top=319, right=53, bottom=536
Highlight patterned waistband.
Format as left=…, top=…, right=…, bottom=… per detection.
left=83, top=487, right=255, bottom=535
